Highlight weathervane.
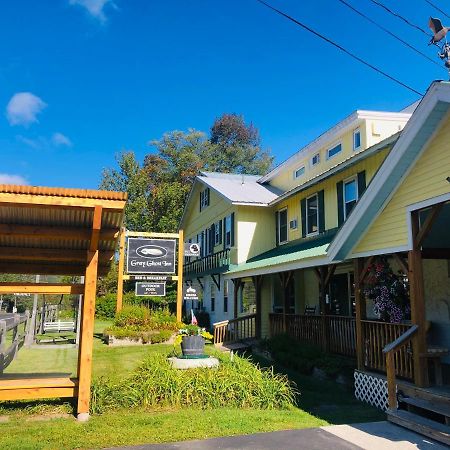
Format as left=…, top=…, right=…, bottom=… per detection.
left=429, top=17, right=450, bottom=77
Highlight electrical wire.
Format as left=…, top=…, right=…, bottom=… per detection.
left=424, top=0, right=450, bottom=20
left=337, top=0, right=442, bottom=69
left=255, top=0, right=424, bottom=97
left=368, top=0, right=431, bottom=37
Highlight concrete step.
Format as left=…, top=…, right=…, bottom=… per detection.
left=387, top=409, right=450, bottom=446
left=398, top=393, right=450, bottom=421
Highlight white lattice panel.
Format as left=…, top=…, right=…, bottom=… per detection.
left=354, top=370, right=392, bottom=411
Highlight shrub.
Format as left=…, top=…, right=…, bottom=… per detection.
left=96, top=293, right=117, bottom=319
left=114, top=305, right=150, bottom=327
left=90, top=352, right=297, bottom=414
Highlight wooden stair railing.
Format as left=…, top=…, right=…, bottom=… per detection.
left=213, top=314, right=257, bottom=345
left=383, top=324, right=418, bottom=410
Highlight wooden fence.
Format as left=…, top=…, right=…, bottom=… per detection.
left=213, top=313, right=257, bottom=345
left=269, top=313, right=356, bottom=357
left=362, top=320, right=413, bottom=380
left=0, top=312, right=29, bottom=373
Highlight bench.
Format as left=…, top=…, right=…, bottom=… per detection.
left=43, top=321, right=75, bottom=333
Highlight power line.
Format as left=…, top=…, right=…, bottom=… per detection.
left=368, top=0, right=431, bottom=37
left=337, top=0, right=442, bottom=69
left=425, top=0, right=450, bottom=20
left=255, top=0, right=424, bottom=97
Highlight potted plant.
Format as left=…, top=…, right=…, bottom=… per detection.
left=175, top=324, right=214, bottom=357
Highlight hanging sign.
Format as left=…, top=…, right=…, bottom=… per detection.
left=127, top=238, right=176, bottom=274
left=183, top=285, right=199, bottom=301
left=184, top=243, right=201, bottom=257
left=135, top=282, right=166, bottom=297
left=129, top=275, right=173, bottom=281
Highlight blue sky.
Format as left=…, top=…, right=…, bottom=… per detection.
left=0, top=0, right=445, bottom=189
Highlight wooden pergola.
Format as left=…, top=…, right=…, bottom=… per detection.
left=0, top=185, right=126, bottom=420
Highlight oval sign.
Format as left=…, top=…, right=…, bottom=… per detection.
left=136, top=245, right=168, bottom=259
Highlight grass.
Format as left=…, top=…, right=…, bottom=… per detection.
left=0, top=320, right=384, bottom=449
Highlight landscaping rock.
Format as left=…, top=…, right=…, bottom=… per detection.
left=168, top=356, right=219, bottom=370
left=0, top=415, right=9, bottom=423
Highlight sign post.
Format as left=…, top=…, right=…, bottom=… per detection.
left=116, top=230, right=184, bottom=322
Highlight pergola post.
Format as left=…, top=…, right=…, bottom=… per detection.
left=77, top=205, right=102, bottom=421
left=116, top=227, right=126, bottom=313
left=252, top=275, right=263, bottom=339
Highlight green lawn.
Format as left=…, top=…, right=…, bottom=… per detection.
left=0, top=320, right=384, bottom=450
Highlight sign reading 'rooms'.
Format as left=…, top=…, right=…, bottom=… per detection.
left=126, top=238, right=176, bottom=274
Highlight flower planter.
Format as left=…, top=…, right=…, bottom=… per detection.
left=181, top=335, right=205, bottom=357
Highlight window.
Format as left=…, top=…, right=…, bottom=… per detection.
left=311, top=153, right=320, bottom=166
left=200, top=188, right=210, bottom=211
left=223, top=280, right=229, bottom=313
left=214, top=221, right=220, bottom=245
left=306, top=194, right=318, bottom=235
left=225, top=215, right=232, bottom=248
left=277, top=208, right=288, bottom=244
left=327, top=143, right=342, bottom=159
left=344, top=178, right=358, bottom=219
left=353, top=129, right=361, bottom=150
left=210, top=284, right=215, bottom=312
left=294, top=166, right=305, bottom=179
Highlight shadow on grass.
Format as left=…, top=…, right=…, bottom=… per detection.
left=250, top=352, right=385, bottom=425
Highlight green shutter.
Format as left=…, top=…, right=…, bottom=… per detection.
left=210, top=223, right=215, bottom=253
left=357, top=171, right=366, bottom=198
left=318, top=190, right=325, bottom=233
left=337, top=181, right=344, bottom=227
left=223, top=217, right=226, bottom=250
left=231, top=212, right=235, bottom=247
left=300, top=199, right=306, bottom=238
left=218, top=220, right=222, bottom=244
left=275, top=211, right=280, bottom=246
left=206, top=188, right=210, bottom=206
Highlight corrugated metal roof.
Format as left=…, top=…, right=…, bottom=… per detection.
left=0, top=184, right=127, bottom=201
left=198, top=176, right=282, bottom=205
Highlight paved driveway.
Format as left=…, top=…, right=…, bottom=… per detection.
left=111, top=421, right=447, bottom=450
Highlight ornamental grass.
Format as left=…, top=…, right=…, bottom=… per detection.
left=90, top=352, right=297, bottom=414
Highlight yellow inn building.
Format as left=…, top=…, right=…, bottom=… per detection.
left=180, top=81, right=450, bottom=441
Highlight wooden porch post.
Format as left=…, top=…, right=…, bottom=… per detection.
left=354, top=258, right=366, bottom=371
left=409, top=210, right=428, bottom=387
left=77, top=206, right=102, bottom=421
left=318, top=266, right=329, bottom=352
left=233, top=278, right=241, bottom=319
left=253, top=275, right=263, bottom=339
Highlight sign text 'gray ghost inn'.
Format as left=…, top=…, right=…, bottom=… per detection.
left=126, top=238, right=176, bottom=274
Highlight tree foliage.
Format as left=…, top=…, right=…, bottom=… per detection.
left=100, top=114, right=273, bottom=234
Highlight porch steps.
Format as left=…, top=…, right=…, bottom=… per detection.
left=215, top=339, right=257, bottom=353
left=387, top=409, right=450, bottom=445
left=398, top=393, right=450, bottom=421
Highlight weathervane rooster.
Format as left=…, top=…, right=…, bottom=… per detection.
left=429, top=17, right=450, bottom=73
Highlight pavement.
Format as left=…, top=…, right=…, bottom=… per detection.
left=111, top=420, right=448, bottom=449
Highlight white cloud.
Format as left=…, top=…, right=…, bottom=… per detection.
left=0, top=173, right=28, bottom=185
left=16, top=135, right=43, bottom=149
left=6, top=92, right=47, bottom=126
left=69, top=0, right=116, bottom=22
left=52, top=132, right=73, bottom=147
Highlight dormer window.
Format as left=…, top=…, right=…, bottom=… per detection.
left=200, top=188, right=210, bottom=211
left=311, top=153, right=320, bottom=166
left=327, top=143, right=342, bottom=159
left=353, top=129, right=361, bottom=150
left=294, top=166, right=305, bottom=179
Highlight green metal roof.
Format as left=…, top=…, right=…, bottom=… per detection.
left=227, top=229, right=337, bottom=275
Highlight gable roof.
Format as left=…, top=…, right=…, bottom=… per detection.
left=328, top=81, right=450, bottom=261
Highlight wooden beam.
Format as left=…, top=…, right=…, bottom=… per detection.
left=324, top=264, right=337, bottom=288
left=232, top=278, right=241, bottom=319
left=354, top=258, right=366, bottom=371
left=116, top=227, right=126, bottom=313
left=0, top=247, right=114, bottom=263
left=416, top=202, right=444, bottom=248
left=392, top=253, right=409, bottom=274
left=211, top=273, right=220, bottom=290
left=0, top=224, right=118, bottom=241
left=409, top=210, right=428, bottom=388
left=252, top=275, right=263, bottom=339
left=176, top=229, right=184, bottom=322
left=0, top=262, right=110, bottom=276
left=77, top=206, right=102, bottom=420
left=313, top=267, right=321, bottom=282
left=0, top=283, right=84, bottom=295
left=89, top=205, right=103, bottom=252
left=359, top=256, right=374, bottom=284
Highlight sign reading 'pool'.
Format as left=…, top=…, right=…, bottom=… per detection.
left=126, top=238, right=176, bottom=274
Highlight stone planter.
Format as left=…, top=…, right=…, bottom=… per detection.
left=181, top=335, right=205, bottom=357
